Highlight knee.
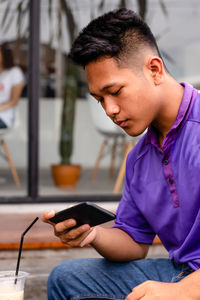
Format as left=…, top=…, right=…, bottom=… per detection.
left=47, top=260, right=71, bottom=299
left=47, top=258, right=85, bottom=299
left=48, top=263, right=61, bottom=289
left=47, top=264, right=60, bottom=299
left=48, top=259, right=72, bottom=289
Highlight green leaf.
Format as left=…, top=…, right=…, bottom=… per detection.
left=118, top=0, right=127, bottom=9
left=98, top=0, right=105, bottom=10
left=161, top=50, right=174, bottom=64
left=61, top=0, right=77, bottom=43
left=158, top=0, right=168, bottom=17
left=3, top=13, right=15, bottom=34
left=137, top=0, right=147, bottom=20
left=47, top=0, right=54, bottom=44
left=16, top=1, right=23, bottom=36
left=1, top=1, right=11, bottom=29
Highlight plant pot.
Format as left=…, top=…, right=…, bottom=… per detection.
left=51, top=164, right=81, bottom=188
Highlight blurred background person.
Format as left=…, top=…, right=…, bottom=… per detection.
left=0, top=42, right=24, bottom=129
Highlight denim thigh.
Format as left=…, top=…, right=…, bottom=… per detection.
left=47, top=257, right=191, bottom=300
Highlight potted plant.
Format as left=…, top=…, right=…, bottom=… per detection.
left=51, top=60, right=81, bottom=188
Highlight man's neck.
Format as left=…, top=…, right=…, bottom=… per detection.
left=153, top=79, right=184, bottom=148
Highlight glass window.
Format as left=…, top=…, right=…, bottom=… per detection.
left=39, top=0, right=200, bottom=199
left=1, top=0, right=199, bottom=201
left=0, top=0, right=29, bottom=198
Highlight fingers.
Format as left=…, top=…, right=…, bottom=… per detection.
left=125, top=281, right=151, bottom=300
left=54, top=218, right=77, bottom=235
left=55, top=221, right=88, bottom=239
left=80, top=227, right=97, bottom=247
left=42, top=209, right=56, bottom=224
left=126, top=291, right=144, bottom=300
left=42, top=209, right=92, bottom=247
left=57, top=224, right=91, bottom=247
left=126, top=280, right=175, bottom=300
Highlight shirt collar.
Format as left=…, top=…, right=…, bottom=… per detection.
left=145, top=82, right=198, bottom=151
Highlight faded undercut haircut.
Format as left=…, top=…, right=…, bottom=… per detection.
left=69, top=8, right=162, bottom=68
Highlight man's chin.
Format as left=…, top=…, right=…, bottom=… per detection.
left=123, top=127, right=146, bottom=137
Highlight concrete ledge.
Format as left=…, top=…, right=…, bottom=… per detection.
left=0, top=202, right=161, bottom=251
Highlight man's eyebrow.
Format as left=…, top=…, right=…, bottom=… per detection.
left=100, top=83, right=117, bottom=92
left=89, top=91, right=99, bottom=97
left=90, top=83, right=118, bottom=97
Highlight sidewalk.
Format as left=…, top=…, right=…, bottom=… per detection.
left=0, top=202, right=168, bottom=300
left=1, top=245, right=168, bottom=300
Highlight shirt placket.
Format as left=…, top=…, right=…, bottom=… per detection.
left=148, top=137, right=179, bottom=208
left=162, top=149, right=179, bottom=208
left=146, top=83, right=199, bottom=209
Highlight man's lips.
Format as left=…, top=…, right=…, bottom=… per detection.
left=114, top=119, right=128, bottom=128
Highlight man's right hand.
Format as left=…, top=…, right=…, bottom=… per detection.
left=43, top=210, right=149, bottom=262
left=42, top=210, right=96, bottom=247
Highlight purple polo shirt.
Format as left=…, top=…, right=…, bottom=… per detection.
left=113, top=82, right=200, bottom=270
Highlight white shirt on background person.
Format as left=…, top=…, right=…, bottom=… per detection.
left=0, top=66, right=24, bottom=127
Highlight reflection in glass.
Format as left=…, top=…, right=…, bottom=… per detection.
left=0, top=1, right=29, bottom=197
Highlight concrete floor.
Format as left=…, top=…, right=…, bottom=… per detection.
left=0, top=168, right=123, bottom=197
left=0, top=245, right=168, bottom=300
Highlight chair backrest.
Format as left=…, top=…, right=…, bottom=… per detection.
left=13, top=106, right=20, bottom=129
left=0, top=127, right=11, bottom=139
left=0, top=106, right=20, bottom=139
left=87, top=94, right=126, bottom=137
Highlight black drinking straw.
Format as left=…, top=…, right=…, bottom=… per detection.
left=15, top=217, right=39, bottom=284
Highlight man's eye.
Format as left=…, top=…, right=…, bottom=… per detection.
left=111, top=88, right=121, bottom=96
left=97, top=97, right=104, bottom=104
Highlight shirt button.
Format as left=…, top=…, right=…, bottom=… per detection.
left=163, top=160, right=169, bottom=165
left=169, top=178, right=174, bottom=184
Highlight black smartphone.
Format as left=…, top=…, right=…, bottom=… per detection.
left=49, top=202, right=115, bottom=228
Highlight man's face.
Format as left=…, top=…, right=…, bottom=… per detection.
left=85, top=56, right=161, bottom=137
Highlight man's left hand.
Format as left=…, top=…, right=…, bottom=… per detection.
left=125, top=280, right=183, bottom=300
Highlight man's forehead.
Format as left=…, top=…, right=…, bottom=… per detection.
left=85, top=56, right=118, bottom=72
left=89, top=82, right=119, bottom=96
left=85, top=58, right=123, bottom=91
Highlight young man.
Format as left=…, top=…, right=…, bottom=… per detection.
left=43, top=8, right=200, bottom=300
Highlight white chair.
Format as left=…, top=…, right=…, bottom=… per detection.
left=88, top=94, right=128, bottom=180
left=0, top=110, right=21, bottom=186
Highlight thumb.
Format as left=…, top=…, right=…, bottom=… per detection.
left=80, top=228, right=97, bottom=247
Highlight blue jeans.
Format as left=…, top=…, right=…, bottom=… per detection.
left=47, top=258, right=193, bottom=300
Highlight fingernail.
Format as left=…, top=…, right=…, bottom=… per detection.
left=80, top=240, right=85, bottom=247
left=47, top=210, right=55, bottom=218
left=80, top=242, right=85, bottom=248
left=82, top=224, right=89, bottom=231
left=68, top=219, right=75, bottom=226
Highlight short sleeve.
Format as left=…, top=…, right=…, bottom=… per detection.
left=113, top=153, right=156, bottom=244
left=10, top=67, right=24, bottom=86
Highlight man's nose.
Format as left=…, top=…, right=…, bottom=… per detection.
left=104, top=99, right=120, bottom=117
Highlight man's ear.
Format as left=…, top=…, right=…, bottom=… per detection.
left=146, top=56, right=164, bottom=85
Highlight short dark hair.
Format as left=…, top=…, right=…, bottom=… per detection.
left=69, top=8, right=161, bottom=68
left=0, top=42, right=14, bottom=69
